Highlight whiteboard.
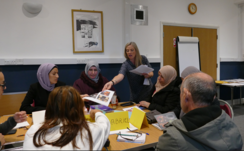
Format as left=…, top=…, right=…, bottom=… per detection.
left=177, top=36, right=200, bottom=75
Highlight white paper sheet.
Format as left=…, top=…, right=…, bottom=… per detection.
left=129, top=65, right=154, bottom=75
left=32, top=110, right=45, bottom=125
left=13, top=121, right=30, bottom=129
left=109, top=123, right=138, bottom=135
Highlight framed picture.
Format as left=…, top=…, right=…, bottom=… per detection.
left=72, top=9, right=104, bottom=53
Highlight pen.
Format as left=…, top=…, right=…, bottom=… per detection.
left=17, top=134, right=25, bottom=137
left=116, top=134, right=137, bottom=137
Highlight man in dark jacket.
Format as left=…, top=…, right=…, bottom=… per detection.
left=0, top=69, right=27, bottom=147
left=156, top=72, right=243, bottom=150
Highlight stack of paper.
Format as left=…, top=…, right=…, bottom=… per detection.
left=117, top=132, right=146, bottom=144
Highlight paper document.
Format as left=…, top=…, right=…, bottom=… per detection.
left=13, top=121, right=30, bottom=129
left=110, top=123, right=137, bottom=135
left=83, top=90, right=115, bottom=106
left=32, top=110, right=45, bottom=125
left=117, top=132, right=146, bottom=144
left=129, top=65, right=154, bottom=75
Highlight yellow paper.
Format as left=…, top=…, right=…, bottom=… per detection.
left=106, top=111, right=129, bottom=131
left=130, top=107, right=149, bottom=129
left=85, top=114, right=95, bottom=122
left=215, top=80, right=228, bottom=84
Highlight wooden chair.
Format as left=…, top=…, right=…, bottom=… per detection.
left=0, top=92, right=26, bottom=116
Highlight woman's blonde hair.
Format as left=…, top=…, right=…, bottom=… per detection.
left=124, top=42, right=142, bottom=67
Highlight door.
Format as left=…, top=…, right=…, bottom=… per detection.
left=163, top=25, right=191, bottom=72
left=163, top=25, right=217, bottom=79
left=193, top=28, right=217, bottom=80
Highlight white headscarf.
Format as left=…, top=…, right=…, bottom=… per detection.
left=84, top=60, right=101, bottom=83
left=152, top=65, right=177, bottom=97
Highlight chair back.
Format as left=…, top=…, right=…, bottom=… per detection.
left=219, top=99, right=234, bottom=120
left=0, top=92, right=26, bottom=116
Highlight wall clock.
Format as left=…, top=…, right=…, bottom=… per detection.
left=188, top=3, right=197, bottom=14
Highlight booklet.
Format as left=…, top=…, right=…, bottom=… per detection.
left=154, top=112, right=177, bottom=130
left=90, top=104, right=114, bottom=113
left=83, top=90, right=115, bottom=106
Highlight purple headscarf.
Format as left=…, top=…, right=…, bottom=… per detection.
left=37, top=63, right=57, bottom=91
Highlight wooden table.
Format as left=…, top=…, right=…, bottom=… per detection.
left=105, top=104, right=163, bottom=150
left=1, top=115, right=32, bottom=143
left=1, top=104, right=163, bottom=150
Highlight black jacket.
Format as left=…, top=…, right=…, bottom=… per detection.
left=19, top=81, right=66, bottom=114
left=145, top=76, right=182, bottom=113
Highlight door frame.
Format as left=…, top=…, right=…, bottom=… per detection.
left=160, top=21, right=220, bottom=80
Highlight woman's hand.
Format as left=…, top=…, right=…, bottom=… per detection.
left=90, top=109, right=103, bottom=120
left=139, top=101, right=150, bottom=108
left=13, top=111, right=27, bottom=123
left=102, top=81, right=113, bottom=91
left=80, top=94, right=89, bottom=102
left=142, top=73, right=150, bottom=79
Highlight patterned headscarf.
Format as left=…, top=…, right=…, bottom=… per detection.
left=84, top=60, right=101, bottom=83
left=153, top=65, right=177, bottom=97
left=37, top=63, right=57, bottom=91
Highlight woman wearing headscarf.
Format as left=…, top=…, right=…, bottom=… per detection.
left=138, top=65, right=182, bottom=113
left=19, top=63, right=66, bottom=114
left=173, top=66, right=201, bottom=118
left=73, top=60, right=116, bottom=106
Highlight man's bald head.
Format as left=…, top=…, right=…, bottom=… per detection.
left=182, top=72, right=216, bottom=106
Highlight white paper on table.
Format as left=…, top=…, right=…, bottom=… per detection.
left=129, top=65, right=154, bottom=75
left=32, top=110, right=46, bottom=125
left=13, top=121, right=30, bottom=129
left=109, top=123, right=138, bottom=135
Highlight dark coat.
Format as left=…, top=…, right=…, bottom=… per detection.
left=19, top=81, right=66, bottom=114
left=145, top=76, right=182, bottom=113
left=73, top=71, right=117, bottom=107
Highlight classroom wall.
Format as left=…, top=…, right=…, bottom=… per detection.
left=0, top=0, right=243, bottom=102
left=0, top=0, right=241, bottom=62
left=0, top=63, right=160, bottom=102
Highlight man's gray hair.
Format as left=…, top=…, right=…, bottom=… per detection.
left=182, top=75, right=216, bottom=105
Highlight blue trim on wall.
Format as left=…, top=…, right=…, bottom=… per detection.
left=219, top=62, right=244, bottom=100
left=0, top=63, right=160, bottom=102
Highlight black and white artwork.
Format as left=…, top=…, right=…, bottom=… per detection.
left=72, top=10, right=104, bottom=53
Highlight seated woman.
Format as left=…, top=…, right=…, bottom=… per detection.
left=138, top=65, right=182, bottom=113
left=20, top=63, right=65, bottom=114
left=73, top=60, right=117, bottom=106
left=173, top=66, right=201, bottom=118
left=23, top=86, right=110, bottom=150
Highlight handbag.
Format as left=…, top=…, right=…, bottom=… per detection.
left=146, top=109, right=161, bottom=124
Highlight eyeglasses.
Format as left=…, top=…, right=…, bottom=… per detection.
left=0, top=81, right=6, bottom=88
left=127, top=127, right=149, bottom=135
left=117, top=131, right=142, bottom=141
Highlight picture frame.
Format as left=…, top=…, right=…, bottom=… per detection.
left=72, top=9, right=104, bottom=53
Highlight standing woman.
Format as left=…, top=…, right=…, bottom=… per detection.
left=73, top=60, right=117, bottom=107
left=103, top=42, right=154, bottom=103
left=19, top=63, right=66, bottom=114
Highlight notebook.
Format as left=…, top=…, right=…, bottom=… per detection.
left=117, top=132, right=146, bottom=144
